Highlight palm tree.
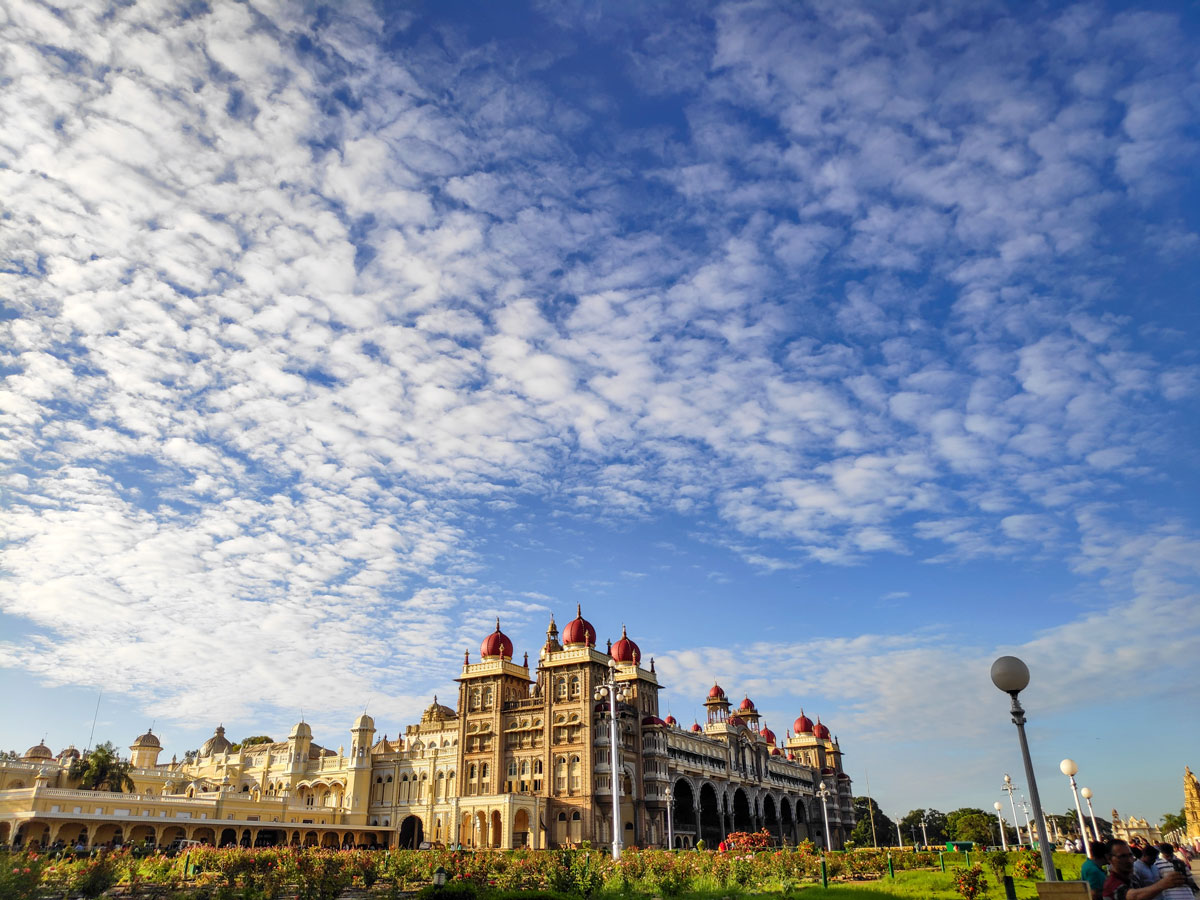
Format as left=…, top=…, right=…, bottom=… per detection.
left=68, top=742, right=135, bottom=792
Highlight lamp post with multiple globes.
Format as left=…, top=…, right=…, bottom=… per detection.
left=1060, top=759, right=1092, bottom=858
left=816, top=781, right=833, bottom=850
left=990, top=655, right=1057, bottom=881
left=665, top=783, right=674, bottom=850
left=1003, top=774, right=1025, bottom=847
left=594, top=659, right=631, bottom=860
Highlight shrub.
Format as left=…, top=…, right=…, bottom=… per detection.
left=985, top=849, right=1008, bottom=880
left=0, top=852, right=44, bottom=900
left=954, top=863, right=989, bottom=900
left=1013, top=850, right=1042, bottom=880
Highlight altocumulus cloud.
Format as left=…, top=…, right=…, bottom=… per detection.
left=0, top=0, right=1198, bottom=742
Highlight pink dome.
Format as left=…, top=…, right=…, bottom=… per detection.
left=480, top=619, right=513, bottom=660
left=561, top=604, right=596, bottom=647
left=611, top=625, right=641, bottom=665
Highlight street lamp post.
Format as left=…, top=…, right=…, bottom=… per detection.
left=594, top=660, right=630, bottom=860
left=816, top=781, right=833, bottom=850
left=990, top=655, right=1057, bottom=882
left=1003, top=774, right=1025, bottom=847
left=1019, top=799, right=1033, bottom=846
left=920, top=815, right=928, bottom=848
left=994, top=802, right=1008, bottom=851
left=665, top=784, right=674, bottom=850
left=1060, top=760, right=1092, bottom=858
left=1079, top=787, right=1101, bottom=841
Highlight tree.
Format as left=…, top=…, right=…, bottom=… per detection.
left=901, top=808, right=948, bottom=845
left=229, top=735, right=273, bottom=751
left=1163, top=809, right=1186, bottom=835
left=68, top=742, right=135, bottom=792
left=849, top=796, right=895, bottom=847
left=947, top=808, right=996, bottom=845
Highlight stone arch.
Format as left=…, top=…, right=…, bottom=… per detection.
left=490, top=810, right=502, bottom=848
left=398, top=815, right=424, bottom=849
left=671, top=777, right=697, bottom=839
left=193, top=826, right=216, bottom=845
left=763, top=794, right=779, bottom=843
left=513, top=809, right=530, bottom=847
left=699, top=781, right=722, bottom=847
left=732, top=787, right=752, bottom=832
left=220, top=827, right=238, bottom=847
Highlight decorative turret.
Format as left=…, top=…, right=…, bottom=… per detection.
left=350, top=712, right=375, bottom=765
left=562, top=604, right=596, bottom=648
left=704, top=681, right=730, bottom=724
left=130, top=729, right=162, bottom=768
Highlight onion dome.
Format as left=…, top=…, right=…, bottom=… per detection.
left=760, top=725, right=776, bottom=745
left=820, top=766, right=836, bottom=776
left=561, top=604, right=596, bottom=647
left=132, top=729, right=161, bottom=748
left=707, top=682, right=726, bottom=700
left=353, top=712, right=375, bottom=730
left=739, top=696, right=755, bottom=711
left=420, top=695, right=456, bottom=724
left=23, top=740, right=53, bottom=761
left=200, top=725, right=233, bottom=756
left=611, top=625, right=641, bottom=665
left=690, top=722, right=702, bottom=732
left=57, top=745, right=81, bottom=761
left=814, top=718, right=831, bottom=739
left=641, top=715, right=666, bottom=727
left=793, top=711, right=814, bottom=734
left=480, top=618, right=513, bottom=660
left=289, top=721, right=312, bottom=740
left=771, top=747, right=782, bottom=756
left=727, top=714, right=745, bottom=728
left=665, top=715, right=677, bottom=727
left=837, top=773, right=851, bottom=781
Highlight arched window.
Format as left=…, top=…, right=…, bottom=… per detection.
left=569, top=675, right=580, bottom=698
left=555, top=756, right=567, bottom=792
left=569, top=755, right=581, bottom=792
left=556, top=677, right=568, bottom=699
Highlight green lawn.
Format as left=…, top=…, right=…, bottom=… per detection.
left=788, top=869, right=1040, bottom=898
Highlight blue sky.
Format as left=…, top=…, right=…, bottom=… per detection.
left=1, top=0, right=1198, bottom=828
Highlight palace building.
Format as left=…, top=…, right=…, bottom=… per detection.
left=0, top=609, right=854, bottom=852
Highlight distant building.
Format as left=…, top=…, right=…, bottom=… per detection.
left=0, top=608, right=853, bottom=850
left=1111, top=809, right=1163, bottom=846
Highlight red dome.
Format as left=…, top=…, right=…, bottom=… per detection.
left=787, top=751, right=796, bottom=761
left=760, top=726, right=776, bottom=745
left=707, top=682, right=726, bottom=700
left=794, top=711, right=814, bottom=734
left=690, top=722, right=702, bottom=732
left=771, top=747, right=782, bottom=756
left=641, top=715, right=666, bottom=727
left=814, top=718, right=830, bottom=739
left=611, top=625, right=641, bottom=665
left=727, top=714, right=745, bottom=728
left=480, top=619, right=513, bottom=660
left=561, top=604, right=596, bottom=647
left=665, top=715, right=677, bottom=726
left=739, top=696, right=755, bottom=711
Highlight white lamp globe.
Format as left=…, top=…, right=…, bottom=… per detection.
left=1080, top=787, right=1092, bottom=800
left=1060, top=759, right=1078, bottom=776
left=994, top=802, right=1003, bottom=811
left=991, top=656, right=1031, bottom=693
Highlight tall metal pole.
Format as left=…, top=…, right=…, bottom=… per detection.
left=994, top=803, right=1008, bottom=850
left=1080, top=789, right=1101, bottom=841
left=608, top=674, right=622, bottom=859
left=921, top=816, right=928, bottom=848
left=865, top=770, right=879, bottom=848
left=1020, top=799, right=1032, bottom=846
left=1061, top=763, right=1091, bottom=859
left=1008, top=692, right=1057, bottom=880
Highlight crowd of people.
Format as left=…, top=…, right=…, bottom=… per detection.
left=1079, top=838, right=1198, bottom=900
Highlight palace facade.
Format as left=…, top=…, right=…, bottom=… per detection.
left=0, top=609, right=854, bottom=852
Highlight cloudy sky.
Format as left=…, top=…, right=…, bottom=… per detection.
left=2, top=0, right=1198, bottom=824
